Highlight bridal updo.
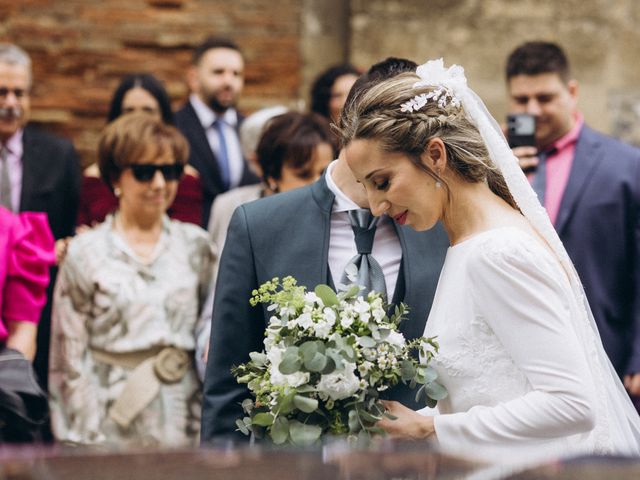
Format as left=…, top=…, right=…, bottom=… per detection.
left=337, top=73, right=517, bottom=209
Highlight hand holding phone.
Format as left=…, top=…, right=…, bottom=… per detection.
left=507, top=113, right=539, bottom=173
left=506, top=113, right=536, bottom=148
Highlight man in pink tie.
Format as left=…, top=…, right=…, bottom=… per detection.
left=506, top=41, right=640, bottom=404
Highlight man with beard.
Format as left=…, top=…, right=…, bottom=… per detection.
left=176, top=37, right=259, bottom=226
left=0, top=43, right=80, bottom=393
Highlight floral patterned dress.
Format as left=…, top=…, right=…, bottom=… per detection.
left=49, top=215, right=215, bottom=447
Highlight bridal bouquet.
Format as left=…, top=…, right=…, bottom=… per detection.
left=232, top=276, right=447, bottom=446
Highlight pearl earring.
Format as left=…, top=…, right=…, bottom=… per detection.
left=114, top=187, right=122, bottom=198
left=435, top=181, right=442, bottom=189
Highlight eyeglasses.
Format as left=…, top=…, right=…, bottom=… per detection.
left=0, top=87, right=29, bottom=99
left=128, top=164, right=184, bottom=182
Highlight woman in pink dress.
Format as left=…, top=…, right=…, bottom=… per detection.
left=0, top=206, right=56, bottom=360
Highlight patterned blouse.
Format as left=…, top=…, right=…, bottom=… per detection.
left=49, top=215, right=215, bottom=447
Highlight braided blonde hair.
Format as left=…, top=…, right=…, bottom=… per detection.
left=338, top=73, right=517, bottom=209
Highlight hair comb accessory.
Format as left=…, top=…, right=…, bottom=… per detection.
left=400, top=58, right=466, bottom=113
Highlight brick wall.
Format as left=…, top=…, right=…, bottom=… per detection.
left=0, top=0, right=302, bottom=165
left=2, top=0, right=640, bottom=163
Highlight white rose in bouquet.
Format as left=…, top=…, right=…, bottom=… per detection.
left=316, top=362, right=360, bottom=401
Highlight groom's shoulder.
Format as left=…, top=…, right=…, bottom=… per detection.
left=240, top=182, right=321, bottom=222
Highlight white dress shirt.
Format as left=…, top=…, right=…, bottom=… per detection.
left=324, top=160, right=402, bottom=299
left=189, top=94, right=244, bottom=188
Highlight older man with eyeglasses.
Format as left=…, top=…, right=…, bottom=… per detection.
left=0, top=43, right=81, bottom=396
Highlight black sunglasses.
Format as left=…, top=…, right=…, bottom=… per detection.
left=128, top=164, right=184, bottom=182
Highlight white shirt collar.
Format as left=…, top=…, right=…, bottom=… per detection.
left=324, top=160, right=361, bottom=213
left=189, top=94, right=238, bottom=129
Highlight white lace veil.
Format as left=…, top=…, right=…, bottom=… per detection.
left=411, top=59, right=640, bottom=454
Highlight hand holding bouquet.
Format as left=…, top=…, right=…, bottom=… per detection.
left=232, top=276, right=447, bottom=446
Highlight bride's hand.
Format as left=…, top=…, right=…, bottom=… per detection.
left=377, top=400, right=436, bottom=440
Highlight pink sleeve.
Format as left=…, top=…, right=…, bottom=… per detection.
left=3, top=212, right=56, bottom=324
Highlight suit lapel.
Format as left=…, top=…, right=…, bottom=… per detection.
left=299, top=177, right=334, bottom=288
left=555, top=126, right=604, bottom=235
left=393, top=221, right=448, bottom=341
left=181, top=103, right=224, bottom=193
left=19, top=126, right=46, bottom=211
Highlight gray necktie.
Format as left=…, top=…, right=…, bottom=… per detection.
left=341, top=209, right=387, bottom=298
left=0, top=146, right=12, bottom=211
left=212, top=119, right=231, bottom=190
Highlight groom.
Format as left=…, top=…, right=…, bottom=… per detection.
left=201, top=58, right=450, bottom=442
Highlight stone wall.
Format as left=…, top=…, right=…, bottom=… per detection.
left=349, top=0, right=640, bottom=145
left=2, top=0, right=640, bottom=165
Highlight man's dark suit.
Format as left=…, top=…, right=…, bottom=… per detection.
left=18, top=124, right=81, bottom=390
left=556, top=125, right=640, bottom=377
left=201, top=176, right=449, bottom=442
left=175, top=102, right=259, bottom=226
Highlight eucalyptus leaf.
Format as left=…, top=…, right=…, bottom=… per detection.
left=321, top=355, right=336, bottom=374
left=252, top=412, right=275, bottom=427
left=326, top=349, right=344, bottom=370
left=425, top=381, right=448, bottom=400
left=299, top=341, right=319, bottom=361
left=293, top=395, right=319, bottom=413
left=400, top=360, right=416, bottom=381
left=357, top=336, right=377, bottom=348
left=358, top=409, right=382, bottom=424
left=279, top=357, right=302, bottom=375
left=314, top=284, right=339, bottom=306
left=289, top=420, right=322, bottom=446
left=270, top=417, right=289, bottom=444
left=342, top=345, right=356, bottom=362
left=278, top=392, right=296, bottom=415
left=419, top=366, right=438, bottom=384
left=378, top=328, right=391, bottom=340
left=348, top=409, right=360, bottom=433
left=296, top=384, right=316, bottom=393
left=343, top=284, right=361, bottom=299
left=241, top=398, right=254, bottom=413
left=304, top=352, right=327, bottom=372
left=279, top=351, right=302, bottom=374
left=236, top=418, right=250, bottom=435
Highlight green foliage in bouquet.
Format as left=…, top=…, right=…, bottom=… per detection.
left=232, top=276, right=447, bottom=446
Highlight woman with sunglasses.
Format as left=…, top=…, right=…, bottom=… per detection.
left=49, top=114, right=214, bottom=447
left=76, top=73, right=203, bottom=228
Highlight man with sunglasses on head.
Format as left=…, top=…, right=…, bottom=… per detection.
left=0, top=43, right=80, bottom=397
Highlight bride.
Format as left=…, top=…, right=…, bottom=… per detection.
left=338, top=59, right=640, bottom=463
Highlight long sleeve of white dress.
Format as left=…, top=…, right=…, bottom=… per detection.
left=429, top=229, right=598, bottom=461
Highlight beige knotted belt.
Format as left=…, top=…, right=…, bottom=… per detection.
left=91, top=346, right=192, bottom=429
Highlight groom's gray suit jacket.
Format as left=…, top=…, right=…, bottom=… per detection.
left=201, top=176, right=449, bottom=442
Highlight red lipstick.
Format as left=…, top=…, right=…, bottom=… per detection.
left=393, top=211, right=408, bottom=225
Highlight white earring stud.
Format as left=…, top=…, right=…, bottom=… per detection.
left=435, top=181, right=442, bottom=189
left=114, top=187, right=122, bottom=198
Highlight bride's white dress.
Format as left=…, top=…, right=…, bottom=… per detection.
left=422, top=226, right=602, bottom=463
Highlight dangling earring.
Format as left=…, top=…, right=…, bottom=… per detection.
left=114, top=187, right=122, bottom=198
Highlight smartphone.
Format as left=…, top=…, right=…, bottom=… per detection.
left=506, top=113, right=536, bottom=148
